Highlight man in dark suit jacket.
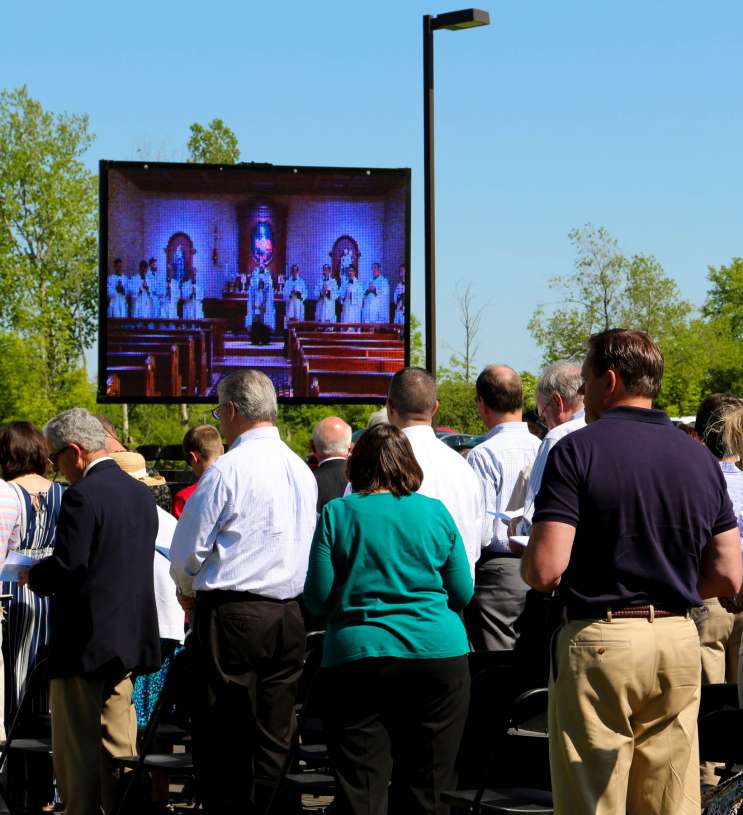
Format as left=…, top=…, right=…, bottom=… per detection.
left=311, top=416, right=352, bottom=512
left=22, top=408, right=160, bottom=815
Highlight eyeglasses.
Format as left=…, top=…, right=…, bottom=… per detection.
left=48, top=445, right=70, bottom=468
left=212, top=402, right=231, bottom=421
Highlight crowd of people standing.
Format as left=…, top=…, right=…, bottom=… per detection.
left=0, top=328, right=742, bottom=815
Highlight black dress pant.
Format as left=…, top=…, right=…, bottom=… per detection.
left=323, top=655, right=470, bottom=815
left=192, top=590, right=305, bottom=814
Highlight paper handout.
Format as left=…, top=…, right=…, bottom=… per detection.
left=0, top=551, right=37, bottom=582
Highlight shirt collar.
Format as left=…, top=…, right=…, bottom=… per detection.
left=318, top=456, right=346, bottom=465
left=83, top=456, right=113, bottom=478
left=572, top=409, right=586, bottom=421
left=401, top=425, right=436, bottom=440
left=600, top=406, right=671, bottom=426
left=720, top=460, right=742, bottom=474
left=484, top=421, right=529, bottom=439
left=230, top=425, right=280, bottom=449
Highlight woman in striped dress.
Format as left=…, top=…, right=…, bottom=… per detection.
left=0, top=422, right=63, bottom=720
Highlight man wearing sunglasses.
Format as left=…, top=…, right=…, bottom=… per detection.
left=21, top=407, right=160, bottom=815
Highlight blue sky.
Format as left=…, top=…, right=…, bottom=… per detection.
left=3, top=1, right=742, bottom=373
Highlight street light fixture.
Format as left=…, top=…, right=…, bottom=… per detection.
left=423, top=8, right=490, bottom=374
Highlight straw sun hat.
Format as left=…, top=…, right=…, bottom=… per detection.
left=110, top=451, right=166, bottom=487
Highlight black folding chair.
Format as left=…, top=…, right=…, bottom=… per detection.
left=699, top=682, right=739, bottom=718
left=112, top=650, right=195, bottom=815
left=0, top=658, right=53, bottom=815
left=267, top=632, right=335, bottom=813
left=443, top=687, right=553, bottom=815
left=699, top=707, right=743, bottom=785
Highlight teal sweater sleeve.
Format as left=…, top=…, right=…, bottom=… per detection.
left=442, top=529, right=475, bottom=612
left=304, top=506, right=335, bottom=615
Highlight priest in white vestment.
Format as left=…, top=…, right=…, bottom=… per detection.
left=314, top=265, right=338, bottom=323
left=245, top=265, right=276, bottom=330
left=339, top=266, right=362, bottom=326
left=160, top=271, right=180, bottom=319
left=107, top=259, right=128, bottom=318
left=393, top=264, right=406, bottom=325
left=181, top=269, right=204, bottom=320
left=283, top=264, right=307, bottom=327
left=362, top=263, right=390, bottom=325
left=132, top=261, right=157, bottom=319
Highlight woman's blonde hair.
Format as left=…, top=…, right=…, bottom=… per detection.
left=723, top=406, right=743, bottom=461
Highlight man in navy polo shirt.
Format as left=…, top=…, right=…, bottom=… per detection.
left=521, top=329, right=741, bottom=815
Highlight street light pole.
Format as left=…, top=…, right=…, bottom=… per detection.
left=423, top=15, right=436, bottom=374
left=421, top=8, right=490, bottom=375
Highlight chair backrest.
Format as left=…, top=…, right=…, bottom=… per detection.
left=699, top=682, right=739, bottom=718
left=504, top=688, right=551, bottom=792
left=508, top=688, right=549, bottom=734
left=457, top=664, right=517, bottom=790
left=699, top=709, right=743, bottom=764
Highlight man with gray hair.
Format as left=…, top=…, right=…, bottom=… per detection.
left=170, top=369, right=317, bottom=815
left=512, top=359, right=586, bottom=538
left=311, top=416, right=352, bottom=512
left=22, top=407, right=160, bottom=815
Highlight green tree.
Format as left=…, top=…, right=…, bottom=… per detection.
left=702, top=258, right=743, bottom=340
left=409, top=313, right=424, bottom=367
left=528, top=225, right=692, bottom=362
left=187, top=119, right=240, bottom=164
left=0, top=86, right=98, bottom=401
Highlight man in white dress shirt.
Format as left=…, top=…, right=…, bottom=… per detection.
left=386, top=367, right=489, bottom=579
left=466, top=365, right=541, bottom=651
left=511, top=360, right=585, bottom=538
left=170, top=369, right=317, bottom=815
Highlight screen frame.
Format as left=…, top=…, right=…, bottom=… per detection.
left=97, top=159, right=411, bottom=405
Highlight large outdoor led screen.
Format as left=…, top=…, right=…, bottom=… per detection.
left=98, top=160, right=410, bottom=404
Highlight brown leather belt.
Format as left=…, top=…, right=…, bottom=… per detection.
left=605, top=605, right=687, bottom=621
left=567, top=604, right=690, bottom=621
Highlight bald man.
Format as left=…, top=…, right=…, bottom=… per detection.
left=466, top=365, right=541, bottom=651
left=386, top=367, right=489, bottom=578
left=311, top=416, right=352, bottom=512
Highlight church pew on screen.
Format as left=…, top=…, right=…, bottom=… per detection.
left=108, top=317, right=226, bottom=358
left=286, top=327, right=403, bottom=368
left=106, top=374, right=121, bottom=397
left=300, top=345, right=404, bottom=359
left=107, top=348, right=181, bottom=397
left=109, top=326, right=211, bottom=392
left=108, top=335, right=195, bottom=393
left=304, top=370, right=392, bottom=398
left=294, top=321, right=403, bottom=337
left=302, top=356, right=402, bottom=374
left=109, top=337, right=196, bottom=396
left=293, top=354, right=401, bottom=397
left=105, top=358, right=156, bottom=399
left=109, top=331, right=203, bottom=393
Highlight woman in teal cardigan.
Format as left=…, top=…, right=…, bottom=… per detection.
left=304, top=423, right=473, bottom=815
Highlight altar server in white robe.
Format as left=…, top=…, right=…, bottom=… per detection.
left=362, top=263, right=390, bottom=325
left=132, top=260, right=157, bottom=318
left=393, top=264, right=406, bottom=325
left=283, top=264, right=307, bottom=327
left=245, top=265, right=276, bottom=330
left=314, top=265, right=338, bottom=323
left=181, top=268, right=204, bottom=320
left=340, top=266, right=362, bottom=326
left=160, top=269, right=180, bottom=319
left=107, top=259, right=129, bottom=318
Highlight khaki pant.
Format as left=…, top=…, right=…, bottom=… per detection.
left=549, top=616, right=701, bottom=815
left=691, top=599, right=743, bottom=785
left=692, top=598, right=743, bottom=684
left=50, top=672, right=137, bottom=815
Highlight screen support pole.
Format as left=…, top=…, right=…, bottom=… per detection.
left=423, top=14, right=436, bottom=375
